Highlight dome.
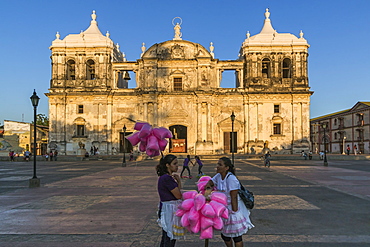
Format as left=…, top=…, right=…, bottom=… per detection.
left=242, top=9, right=309, bottom=47
left=142, top=40, right=213, bottom=60
left=51, top=11, right=114, bottom=49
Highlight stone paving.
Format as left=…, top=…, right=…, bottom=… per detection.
left=0, top=158, right=369, bottom=246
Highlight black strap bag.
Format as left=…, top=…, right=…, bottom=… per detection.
left=227, top=173, right=254, bottom=209
left=238, top=182, right=254, bottom=210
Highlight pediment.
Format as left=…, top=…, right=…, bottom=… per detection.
left=351, top=102, right=370, bottom=112
left=170, top=69, right=185, bottom=75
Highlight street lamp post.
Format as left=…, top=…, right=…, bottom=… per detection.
left=342, top=136, right=346, bottom=155
left=322, top=122, right=328, bottom=166
left=230, top=112, right=236, bottom=166
left=122, top=125, right=127, bottom=167
left=29, top=90, right=40, bottom=188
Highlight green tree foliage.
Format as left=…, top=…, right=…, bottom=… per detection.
left=33, top=114, right=49, bottom=126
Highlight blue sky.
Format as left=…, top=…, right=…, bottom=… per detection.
left=1, top=0, right=369, bottom=124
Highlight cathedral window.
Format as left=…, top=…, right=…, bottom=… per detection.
left=273, top=123, right=281, bottom=135
left=282, top=58, right=291, bottom=78
left=78, top=105, right=84, bottom=114
left=262, top=58, right=271, bottom=78
left=86, top=59, right=96, bottom=80
left=73, top=117, right=87, bottom=138
left=66, top=60, right=76, bottom=80
left=274, top=104, right=280, bottom=113
left=76, top=125, right=85, bottom=136
left=173, top=77, right=182, bottom=91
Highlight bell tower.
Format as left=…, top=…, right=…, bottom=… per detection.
left=49, top=11, right=123, bottom=92
left=240, top=9, right=310, bottom=92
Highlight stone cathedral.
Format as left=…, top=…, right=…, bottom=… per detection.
left=47, top=9, right=312, bottom=156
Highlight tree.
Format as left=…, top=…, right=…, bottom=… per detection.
left=33, top=114, right=49, bottom=126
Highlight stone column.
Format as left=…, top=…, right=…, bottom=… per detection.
left=197, top=102, right=202, bottom=142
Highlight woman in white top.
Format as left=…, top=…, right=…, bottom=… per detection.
left=206, top=157, right=254, bottom=247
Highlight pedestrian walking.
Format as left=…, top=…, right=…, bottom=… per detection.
left=54, top=150, right=58, bottom=161
left=319, top=151, right=324, bottom=160
left=205, top=157, right=254, bottom=247
left=156, top=154, right=184, bottom=247
left=9, top=151, right=14, bottom=161
left=264, top=151, right=271, bottom=167
left=49, top=150, right=54, bottom=161
left=354, top=144, right=357, bottom=155
left=24, top=150, right=30, bottom=161
left=129, top=150, right=134, bottom=161
left=194, top=155, right=204, bottom=176
left=346, top=145, right=350, bottom=155
left=180, top=155, right=193, bottom=178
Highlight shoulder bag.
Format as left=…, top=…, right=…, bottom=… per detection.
left=227, top=173, right=255, bottom=209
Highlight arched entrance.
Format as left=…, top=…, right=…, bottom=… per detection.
left=169, top=125, right=187, bottom=153
left=224, top=132, right=237, bottom=153
left=120, top=131, right=133, bottom=153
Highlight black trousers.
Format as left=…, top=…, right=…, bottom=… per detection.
left=160, top=230, right=176, bottom=247
left=180, top=166, right=191, bottom=177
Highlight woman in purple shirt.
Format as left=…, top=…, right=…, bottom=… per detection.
left=156, top=154, right=184, bottom=246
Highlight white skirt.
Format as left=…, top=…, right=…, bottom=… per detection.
left=222, top=197, right=255, bottom=237
left=157, top=200, right=185, bottom=240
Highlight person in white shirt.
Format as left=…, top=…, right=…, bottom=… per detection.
left=206, top=157, right=254, bottom=247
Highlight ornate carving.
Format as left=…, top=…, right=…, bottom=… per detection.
left=171, top=44, right=185, bottom=59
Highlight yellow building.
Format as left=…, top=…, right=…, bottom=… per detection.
left=0, top=120, right=48, bottom=156
left=47, top=9, right=312, bottom=155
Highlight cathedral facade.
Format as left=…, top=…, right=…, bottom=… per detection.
left=47, top=9, right=312, bottom=155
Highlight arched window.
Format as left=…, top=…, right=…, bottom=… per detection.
left=282, top=58, right=291, bottom=78
left=86, top=60, right=96, bottom=80
left=73, top=117, right=87, bottom=138
left=262, top=58, right=271, bottom=78
left=271, top=116, right=283, bottom=136
left=66, top=60, right=76, bottom=80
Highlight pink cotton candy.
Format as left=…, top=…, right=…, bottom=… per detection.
left=198, top=176, right=212, bottom=183
left=197, top=181, right=207, bottom=192
left=146, top=135, right=159, bottom=150
left=139, top=141, right=146, bottom=152
left=188, top=207, right=200, bottom=226
left=182, top=191, right=198, bottom=200
left=200, top=226, right=213, bottom=239
left=126, top=132, right=140, bottom=146
left=209, top=201, right=226, bottom=217
left=175, top=209, right=186, bottom=217
left=213, top=216, right=224, bottom=230
left=221, top=208, right=229, bottom=219
left=200, top=216, right=214, bottom=230
left=180, top=212, right=190, bottom=227
left=201, top=203, right=216, bottom=218
left=152, top=127, right=173, bottom=139
left=134, top=122, right=148, bottom=131
left=180, top=199, right=194, bottom=211
left=138, top=124, right=152, bottom=139
left=210, top=192, right=228, bottom=205
left=190, top=220, right=201, bottom=233
left=158, top=138, right=168, bottom=151
left=194, top=194, right=206, bottom=211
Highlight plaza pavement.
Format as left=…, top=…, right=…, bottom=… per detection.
left=0, top=157, right=369, bottom=246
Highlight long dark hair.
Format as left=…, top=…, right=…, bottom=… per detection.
left=156, top=154, right=177, bottom=176
left=219, top=157, right=236, bottom=175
